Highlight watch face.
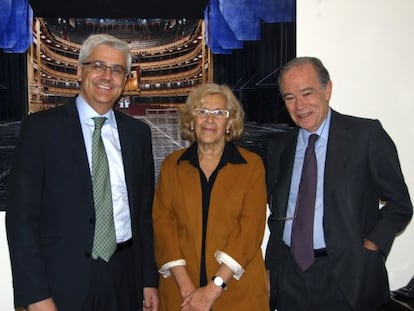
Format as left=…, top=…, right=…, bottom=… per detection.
left=213, top=276, right=224, bottom=286
left=212, top=276, right=226, bottom=289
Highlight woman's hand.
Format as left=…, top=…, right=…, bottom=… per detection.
left=170, top=265, right=197, bottom=301
left=181, top=282, right=222, bottom=311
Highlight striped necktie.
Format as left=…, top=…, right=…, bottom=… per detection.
left=91, top=117, right=116, bottom=262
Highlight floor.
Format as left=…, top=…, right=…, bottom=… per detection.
left=0, top=120, right=20, bottom=211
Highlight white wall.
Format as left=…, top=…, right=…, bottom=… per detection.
left=0, top=212, right=14, bottom=310
left=297, top=0, right=414, bottom=289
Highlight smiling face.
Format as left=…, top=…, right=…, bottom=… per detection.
left=77, top=45, right=127, bottom=114
left=280, top=63, right=332, bottom=132
left=193, top=94, right=232, bottom=148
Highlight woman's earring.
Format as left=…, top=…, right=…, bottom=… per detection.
left=225, top=129, right=230, bottom=134
left=190, top=124, right=194, bottom=131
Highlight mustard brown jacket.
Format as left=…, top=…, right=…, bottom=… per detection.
left=153, top=143, right=269, bottom=310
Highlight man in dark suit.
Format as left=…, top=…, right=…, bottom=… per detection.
left=265, top=57, right=413, bottom=311
left=6, top=34, right=159, bottom=311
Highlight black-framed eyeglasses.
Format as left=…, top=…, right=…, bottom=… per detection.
left=82, top=61, right=127, bottom=78
left=194, top=108, right=230, bottom=119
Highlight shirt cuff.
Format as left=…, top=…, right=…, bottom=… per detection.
left=158, top=259, right=186, bottom=278
left=215, top=250, right=245, bottom=280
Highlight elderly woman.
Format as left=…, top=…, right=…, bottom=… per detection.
left=152, top=83, right=269, bottom=311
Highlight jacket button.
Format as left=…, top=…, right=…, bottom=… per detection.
left=84, top=252, right=91, bottom=258
left=89, top=218, right=95, bottom=224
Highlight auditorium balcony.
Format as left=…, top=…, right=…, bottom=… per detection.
left=28, top=18, right=209, bottom=114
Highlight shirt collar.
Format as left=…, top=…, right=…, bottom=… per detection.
left=178, top=141, right=247, bottom=167
left=76, top=94, right=116, bottom=127
left=299, top=108, right=331, bottom=143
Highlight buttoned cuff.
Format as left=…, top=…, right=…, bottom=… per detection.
left=215, top=250, right=245, bottom=280
left=158, top=259, right=186, bottom=278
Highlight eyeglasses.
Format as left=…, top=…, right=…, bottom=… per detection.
left=82, top=61, right=127, bottom=78
left=194, top=108, right=230, bottom=119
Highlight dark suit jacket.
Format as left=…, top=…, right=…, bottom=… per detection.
left=265, top=110, right=413, bottom=311
left=6, top=101, right=158, bottom=310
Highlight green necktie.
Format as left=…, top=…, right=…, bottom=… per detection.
left=91, top=117, right=116, bottom=262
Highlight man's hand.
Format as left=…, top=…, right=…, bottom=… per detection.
left=143, top=287, right=159, bottom=311
left=27, top=298, right=57, bottom=311
left=363, top=238, right=379, bottom=251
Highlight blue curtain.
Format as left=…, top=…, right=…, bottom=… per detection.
left=257, top=0, right=295, bottom=23
left=0, top=0, right=33, bottom=53
left=205, top=0, right=295, bottom=54
left=205, top=0, right=243, bottom=54
left=219, top=0, right=261, bottom=41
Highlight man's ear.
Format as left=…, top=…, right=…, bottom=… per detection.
left=324, top=80, right=332, bottom=101
left=123, top=74, right=129, bottom=88
left=76, top=66, right=82, bottom=82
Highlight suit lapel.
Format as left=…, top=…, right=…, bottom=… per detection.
left=63, top=102, right=92, bottom=194
left=178, top=161, right=203, bottom=259
left=275, top=129, right=298, bottom=219
left=324, top=110, right=353, bottom=201
left=209, top=161, right=243, bottom=210
left=114, top=112, right=136, bottom=218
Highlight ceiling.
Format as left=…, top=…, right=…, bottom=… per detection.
left=29, top=0, right=208, bottom=19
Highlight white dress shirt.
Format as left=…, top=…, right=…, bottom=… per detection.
left=283, top=109, right=332, bottom=249
left=76, top=95, right=132, bottom=243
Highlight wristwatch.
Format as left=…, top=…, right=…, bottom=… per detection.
left=212, top=276, right=227, bottom=290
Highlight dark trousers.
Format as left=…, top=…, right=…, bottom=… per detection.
left=274, top=245, right=353, bottom=311
left=82, top=245, right=139, bottom=311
